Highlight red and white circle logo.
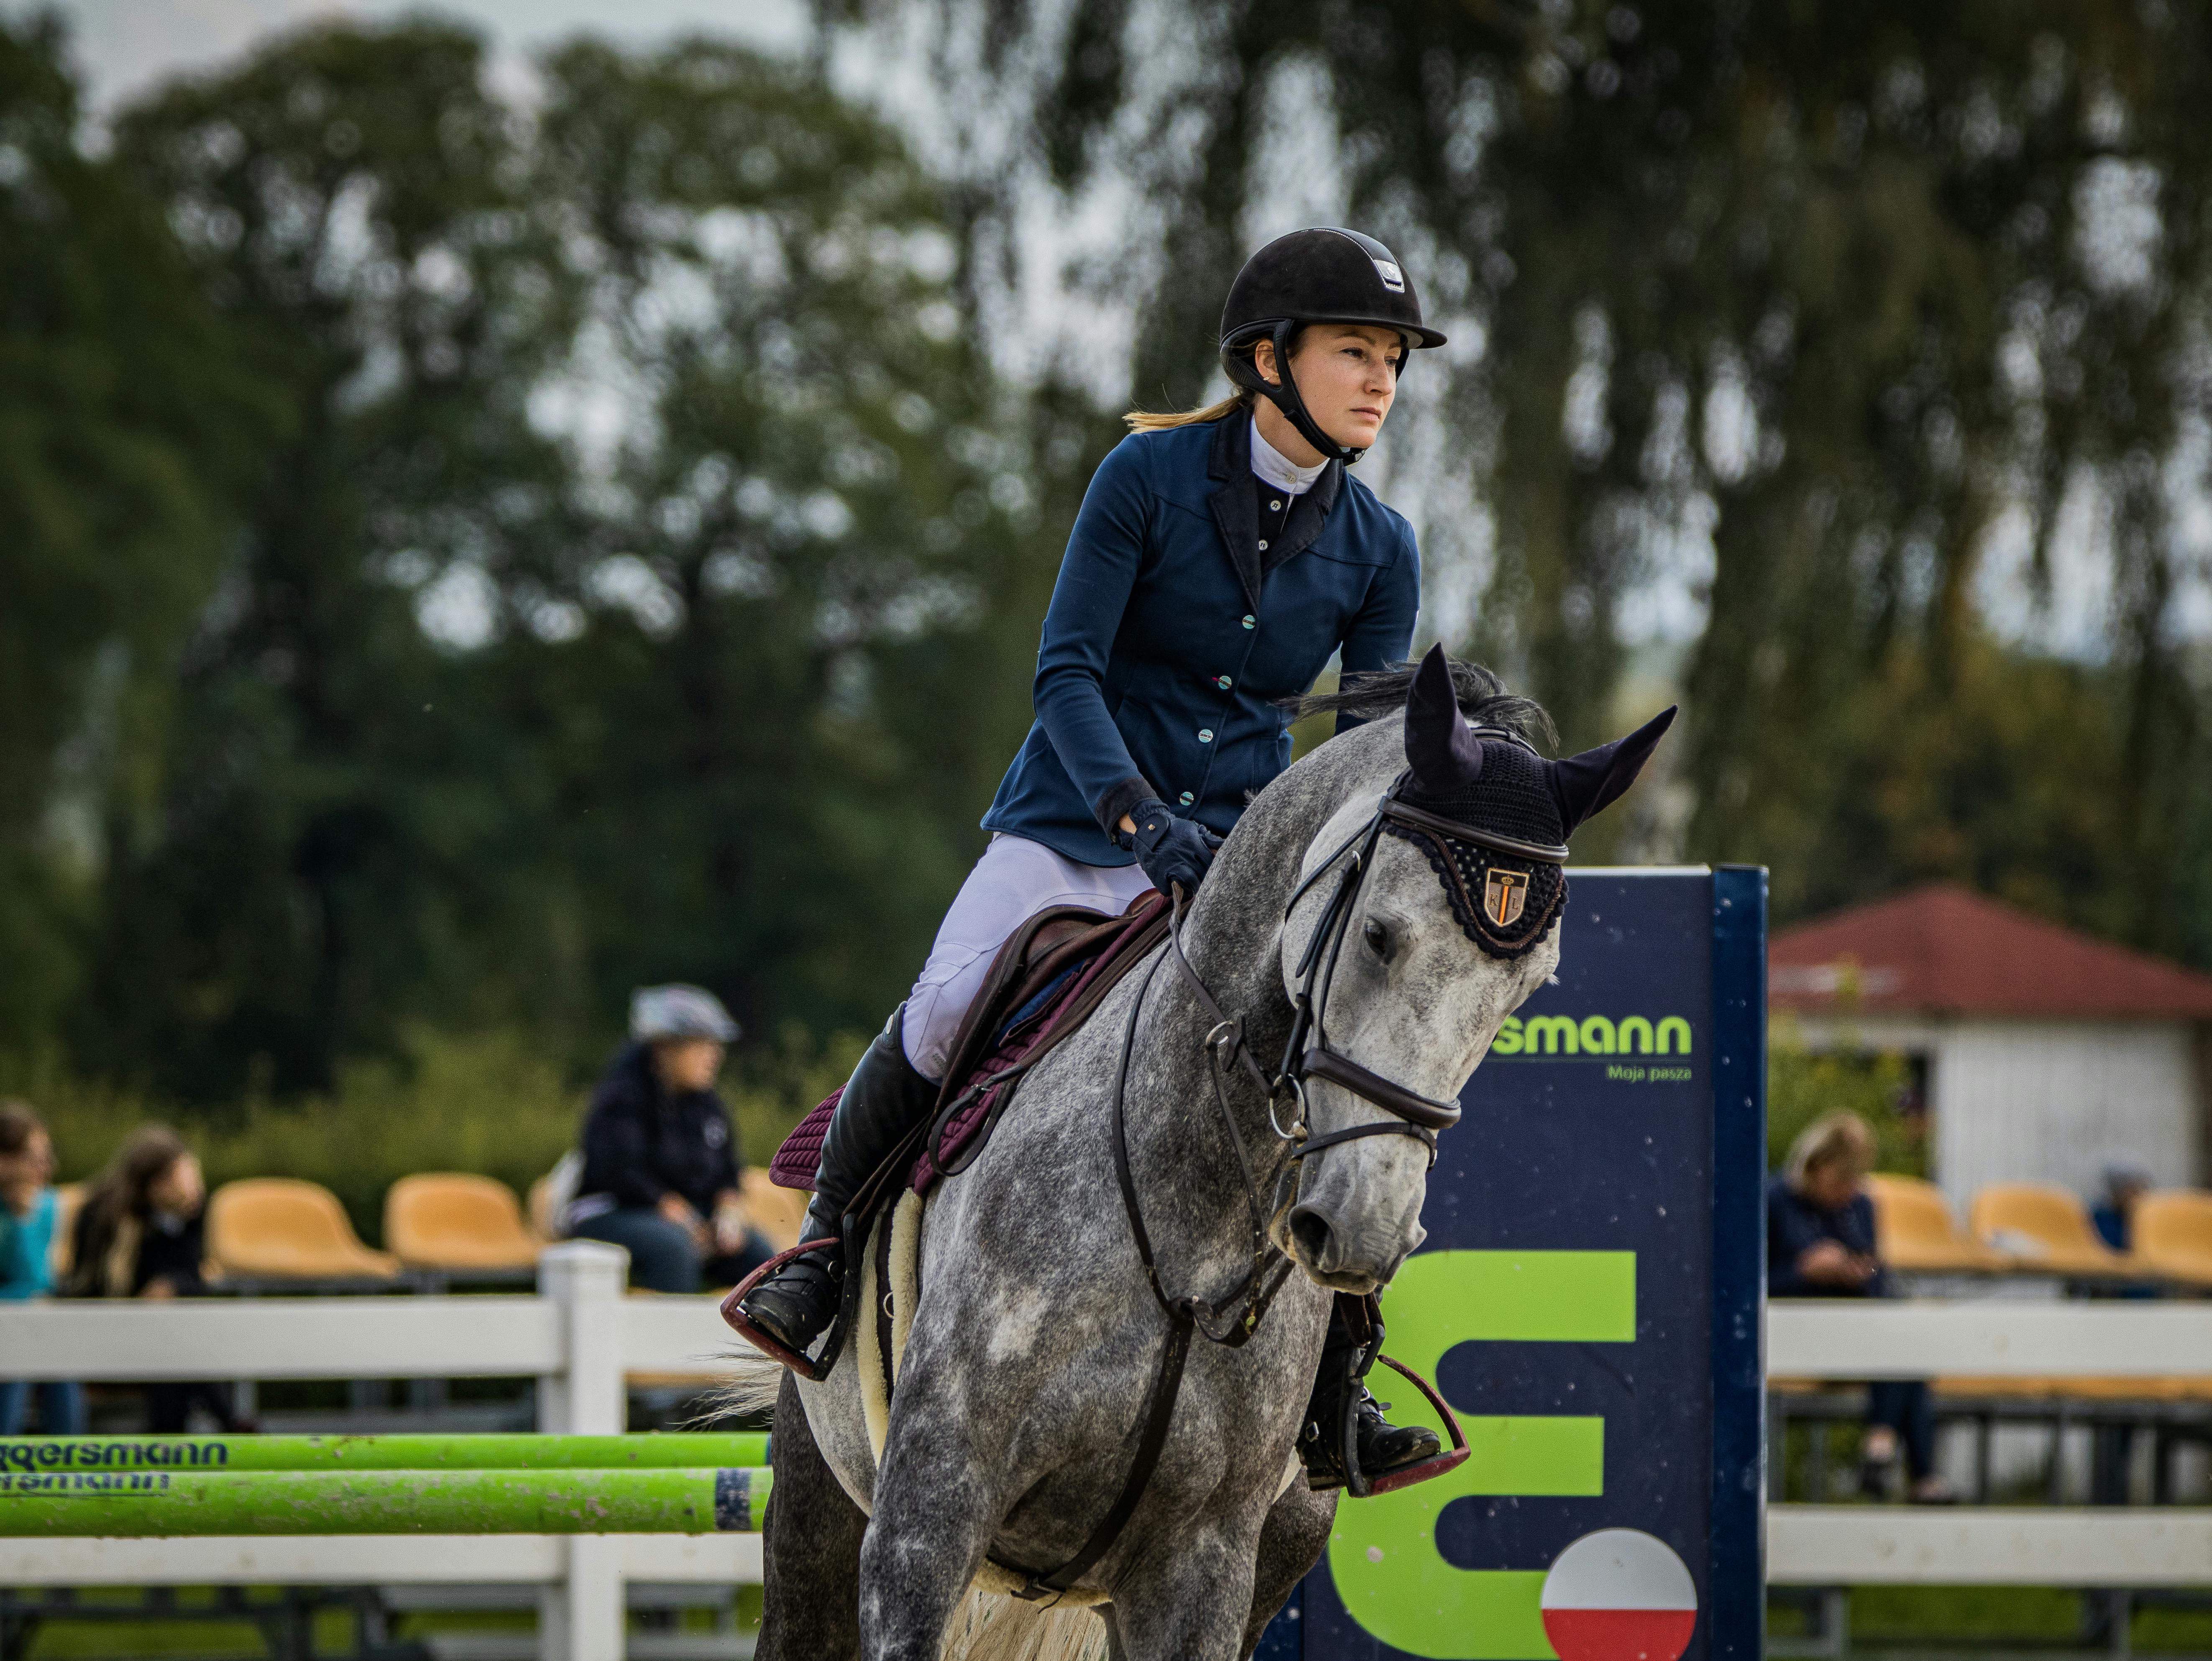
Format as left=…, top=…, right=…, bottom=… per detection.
left=1539, top=1528, right=1699, bottom=1661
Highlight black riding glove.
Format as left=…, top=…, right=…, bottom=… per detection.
left=1124, top=799, right=1224, bottom=898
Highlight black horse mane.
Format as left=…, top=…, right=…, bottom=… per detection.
left=1287, top=658, right=1557, bottom=751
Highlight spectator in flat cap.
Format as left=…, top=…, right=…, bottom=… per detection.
left=565, top=985, right=775, bottom=1292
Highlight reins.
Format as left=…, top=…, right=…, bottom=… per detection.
left=1003, top=769, right=1557, bottom=1602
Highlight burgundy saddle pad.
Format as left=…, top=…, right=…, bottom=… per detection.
left=767, top=890, right=1170, bottom=1196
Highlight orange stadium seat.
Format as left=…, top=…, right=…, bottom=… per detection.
left=2130, top=1190, right=2212, bottom=1290
left=1968, top=1183, right=2142, bottom=1279
left=384, top=1173, right=542, bottom=1274
left=207, top=1178, right=399, bottom=1282
left=1866, top=1174, right=2012, bottom=1274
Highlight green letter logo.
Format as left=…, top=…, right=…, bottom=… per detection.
left=1326, top=1251, right=1636, bottom=1660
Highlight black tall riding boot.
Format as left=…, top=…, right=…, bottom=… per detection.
left=737, top=1007, right=940, bottom=1356
left=1299, top=1292, right=1441, bottom=1491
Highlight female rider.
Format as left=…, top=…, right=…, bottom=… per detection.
left=742, top=227, right=1443, bottom=1489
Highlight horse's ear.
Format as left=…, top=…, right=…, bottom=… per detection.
left=1549, top=706, right=1677, bottom=833
left=1403, top=644, right=1483, bottom=795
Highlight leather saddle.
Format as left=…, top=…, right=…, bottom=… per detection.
left=768, top=889, right=1170, bottom=1197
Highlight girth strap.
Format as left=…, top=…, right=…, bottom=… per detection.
left=995, top=898, right=1294, bottom=1603
left=1001, top=1312, right=1192, bottom=1603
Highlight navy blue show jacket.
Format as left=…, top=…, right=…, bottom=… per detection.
left=982, top=415, right=1422, bottom=866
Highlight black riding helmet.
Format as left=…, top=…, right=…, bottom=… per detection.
left=1220, top=227, right=1446, bottom=466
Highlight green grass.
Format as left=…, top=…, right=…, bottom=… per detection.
left=10, top=1588, right=761, bottom=1658
left=1770, top=1585, right=2212, bottom=1653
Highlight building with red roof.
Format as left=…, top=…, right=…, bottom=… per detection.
left=1772, top=885, right=2212, bottom=1205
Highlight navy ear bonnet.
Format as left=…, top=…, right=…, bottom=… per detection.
left=1386, top=735, right=1573, bottom=959
left=1386, top=645, right=1675, bottom=958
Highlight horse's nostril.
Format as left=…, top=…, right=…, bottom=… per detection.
left=1289, top=1207, right=1333, bottom=1267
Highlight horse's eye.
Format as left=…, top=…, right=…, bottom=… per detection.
left=1363, top=917, right=1390, bottom=957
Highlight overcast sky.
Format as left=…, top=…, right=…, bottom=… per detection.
left=46, top=0, right=810, bottom=112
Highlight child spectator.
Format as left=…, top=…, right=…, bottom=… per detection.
left=68, top=1126, right=252, bottom=1433
left=0, top=1102, right=87, bottom=1434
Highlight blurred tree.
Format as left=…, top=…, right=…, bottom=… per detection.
left=84, top=21, right=583, bottom=1099
left=68, top=22, right=1063, bottom=1101
left=511, top=36, right=1058, bottom=1045
left=0, top=15, right=278, bottom=1059
left=850, top=0, right=2212, bottom=952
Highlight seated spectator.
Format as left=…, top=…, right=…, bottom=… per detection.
left=566, top=985, right=775, bottom=1293
left=68, top=1126, right=253, bottom=1433
left=1769, top=1111, right=1954, bottom=1504
left=2091, top=1164, right=2151, bottom=1252
left=0, top=1103, right=86, bottom=1435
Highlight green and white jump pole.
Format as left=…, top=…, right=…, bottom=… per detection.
left=0, top=1432, right=767, bottom=1474
left=0, top=1464, right=769, bottom=1538
left=0, top=1435, right=772, bottom=1538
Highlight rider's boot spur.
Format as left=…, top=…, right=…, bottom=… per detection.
left=735, top=1006, right=939, bottom=1356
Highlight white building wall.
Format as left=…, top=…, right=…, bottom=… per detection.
left=1929, top=1021, right=2199, bottom=1208
left=1793, top=1016, right=2201, bottom=1209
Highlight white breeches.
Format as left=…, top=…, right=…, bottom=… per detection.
left=901, top=833, right=1154, bottom=1081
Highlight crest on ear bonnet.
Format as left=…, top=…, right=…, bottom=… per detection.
left=1399, top=643, right=1675, bottom=835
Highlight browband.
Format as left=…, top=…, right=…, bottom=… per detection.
left=1378, top=797, right=1570, bottom=865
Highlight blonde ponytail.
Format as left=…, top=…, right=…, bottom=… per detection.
left=1122, top=389, right=1251, bottom=433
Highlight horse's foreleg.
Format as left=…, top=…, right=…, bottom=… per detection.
left=858, top=1422, right=1002, bottom=1661
left=758, top=1371, right=869, bottom=1661
left=1238, top=1481, right=1336, bottom=1660
left=1106, top=1523, right=1262, bottom=1661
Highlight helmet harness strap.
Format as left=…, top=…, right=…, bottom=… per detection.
left=1223, top=320, right=1404, bottom=469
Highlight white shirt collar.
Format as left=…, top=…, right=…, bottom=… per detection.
left=1249, top=416, right=1328, bottom=497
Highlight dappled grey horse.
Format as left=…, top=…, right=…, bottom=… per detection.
left=729, top=649, right=1671, bottom=1661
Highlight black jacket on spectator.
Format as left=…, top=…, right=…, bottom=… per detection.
left=67, top=1205, right=209, bottom=1298
left=576, top=1043, right=742, bottom=1218
left=1766, top=1176, right=1895, bottom=1298
left=133, top=1211, right=208, bottom=1296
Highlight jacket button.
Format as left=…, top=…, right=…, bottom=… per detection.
left=1215, top=675, right=1232, bottom=689
left=1241, top=615, right=1256, bottom=630
left=1269, top=499, right=1282, bottom=511
left=1198, top=729, right=1214, bottom=743
left=1178, top=791, right=1194, bottom=806
left=1257, top=539, right=1270, bottom=551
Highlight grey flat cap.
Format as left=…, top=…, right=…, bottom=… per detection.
left=630, top=983, right=741, bottom=1044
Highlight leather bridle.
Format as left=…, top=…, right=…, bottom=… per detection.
left=1189, top=762, right=1569, bottom=1165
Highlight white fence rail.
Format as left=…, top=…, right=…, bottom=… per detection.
left=1768, top=1298, right=2212, bottom=1378
left=0, top=1244, right=719, bottom=1661
left=6, top=1283, right=2212, bottom=1654
left=1767, top=1508, right=2212, bottom=1587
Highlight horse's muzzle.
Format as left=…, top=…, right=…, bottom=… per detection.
left=1281, top=1188, right=1419, bottom=1295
